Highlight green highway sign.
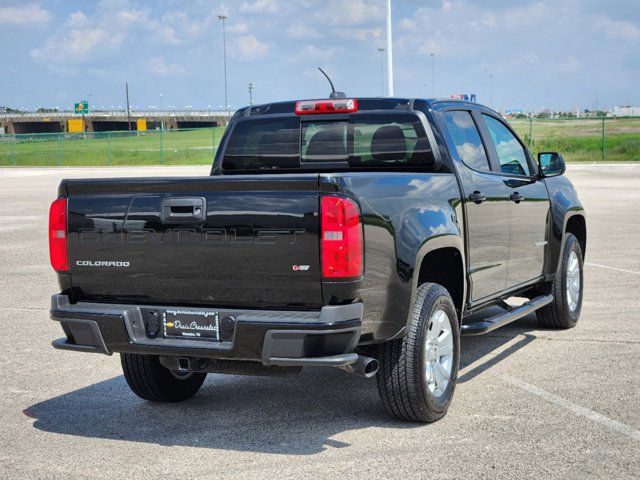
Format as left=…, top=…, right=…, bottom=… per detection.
left=74, top=100, right=88, bottom=115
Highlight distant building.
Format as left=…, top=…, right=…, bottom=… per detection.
left=613, top=106, right=640, bottom=117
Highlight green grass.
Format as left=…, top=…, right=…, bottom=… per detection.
left=1, top=118, right=639, bottom=166
left=0, top=127, right=225, bottom=166
left=508, top=117, right=640, bottom=162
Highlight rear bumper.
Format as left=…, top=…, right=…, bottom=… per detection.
left=50, top=294, right=363, bottom=367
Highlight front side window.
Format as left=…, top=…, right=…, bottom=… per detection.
left=482, top=115, right=531, bottom=176
left=443, top=111, right=491, bottom=172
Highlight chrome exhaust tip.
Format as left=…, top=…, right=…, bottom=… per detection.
left=339, top=355, right=379, bottom=378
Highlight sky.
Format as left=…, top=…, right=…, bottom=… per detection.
left=1, top=0, right=639, bottom=113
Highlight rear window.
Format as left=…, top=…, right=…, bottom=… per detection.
left=222, top=113, right=435, bottom=172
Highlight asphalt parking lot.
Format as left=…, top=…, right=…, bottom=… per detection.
left=0, top=164, right=638, bottom=479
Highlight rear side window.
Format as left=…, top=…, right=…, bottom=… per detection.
left=222, top=113, right=435, bottom=171
left=443, top=111, right=491, bottom=172
left=223, top=117, right=300, bottom=170
left=351, top=114, right=433, bottom=167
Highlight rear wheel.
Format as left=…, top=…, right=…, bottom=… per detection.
left=121, top=353, right=207, bottom=402
left=537, top=233, right=583, bottom=329
left=376, top=283, right=460, bottom=423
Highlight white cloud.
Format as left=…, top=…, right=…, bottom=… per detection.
left=332, top=27, right=383, bottom=42
left=398, top=18, right=418, bottom=32
left=29, top=4, right=216, bottom=65
left=116, top=8, right=150, bottom=26
left=596, top=16, right=640, bottom=41
left=0, top=3, right=51, bottom=25
left=233, top=35, right=269, bottom=60
left=287, top=21, right=322, bottom=40
left=146, top=57, right=186, bottom=76
left=227, top=22, right=249, bottom=34
left=481, top=14, right=497, bottom=27
left=240, top=0, right=281, bottom=14
left=159, top=10, right=217, bottom=40
left=30, top=10, right=124, bottom=63
left=295, top=45, right=345, bottom=62
left=319, top=0, right=385, bottom=26
left=558, top=56, right=581, bottom=73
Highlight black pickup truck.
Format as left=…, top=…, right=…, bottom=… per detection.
left=48, top=97, right=586, bottom=423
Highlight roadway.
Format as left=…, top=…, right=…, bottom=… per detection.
left=0, top=164, right=638, bottom=479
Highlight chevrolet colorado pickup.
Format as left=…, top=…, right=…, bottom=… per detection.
left=48, top=97, right=586, bottom=423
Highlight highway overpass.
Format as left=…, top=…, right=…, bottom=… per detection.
left=0, top=111, right=232, bottom=134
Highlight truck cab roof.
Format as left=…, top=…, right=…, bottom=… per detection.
left=231, top=97, right=499, bottom=122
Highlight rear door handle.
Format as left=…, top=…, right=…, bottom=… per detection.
left=469, top=191, right=486, bottom=204
left=161, top=197, right=206, bottom=223
left=509, top=192, right=525, bottom=203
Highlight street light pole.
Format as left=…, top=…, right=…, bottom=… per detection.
left=218, top=14, right=229, bottom=116
left=378, top=48, right=385, bottom=96
left=430, top=53, right=436, bottom=98
left=386, top=0, right=394, bottom=96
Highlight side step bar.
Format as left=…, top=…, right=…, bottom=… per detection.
left=461, top=295, right=553, bottom=336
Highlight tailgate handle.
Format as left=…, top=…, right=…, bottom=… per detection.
left=162, top=197, right=206, bottom=223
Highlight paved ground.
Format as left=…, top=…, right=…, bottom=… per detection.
left=0, top=165, right=638, bottom=479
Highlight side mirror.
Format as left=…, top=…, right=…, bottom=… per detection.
left=538, top=152, right=566, bottom=177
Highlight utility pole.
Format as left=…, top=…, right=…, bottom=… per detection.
left=125, top=82, right=131, bottom=131
left=378, top=48, right=385, bottom=96
left=218, top=14, right=229, bottom=116
left=386, top=0, right=394, bottom=96
left=248, top=82, right=254, bottom=105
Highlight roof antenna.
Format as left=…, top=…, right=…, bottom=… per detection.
left=318, top=67, right=346, bottom=99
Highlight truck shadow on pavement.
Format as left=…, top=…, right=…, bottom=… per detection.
left=459, top=312, right=540, bottom=383
left=24, top=367, right=409, bottom=455
left=25, top=313, right=542, bottom=454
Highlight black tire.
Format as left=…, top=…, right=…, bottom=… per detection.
left=120, top=353, right=207, bottom=402
left=376, top=283, right=460, bottom=423
left=537, top=233, right=584, bottom=329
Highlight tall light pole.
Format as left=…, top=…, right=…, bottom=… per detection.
left=248, top=82, right=254, bottom=105
left=430, top=53, right=436, bottom=98
left=386, top=0, right=394, bottom=96
left=218, top=14, right=228, bottom=115
left=378, top=48, right=385, bottom=96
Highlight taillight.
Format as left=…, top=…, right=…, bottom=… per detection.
left=295, top=99, right=358, bottom=115
left=49, top=198, right=68, bottom=272
left=321, top=196, right=363, bottom=279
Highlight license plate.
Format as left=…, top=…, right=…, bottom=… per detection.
left=163, top=310, right=219, bottom=341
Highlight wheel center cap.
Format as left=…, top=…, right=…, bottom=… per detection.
left=429, top=342, right=438, bottom=362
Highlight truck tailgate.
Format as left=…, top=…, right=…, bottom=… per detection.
left=64, top=175, right=322, bottom=309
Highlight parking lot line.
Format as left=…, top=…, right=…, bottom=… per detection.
left=586, top=262, right=640, bottom=276
left=500, top=374, right=640, bottom=443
